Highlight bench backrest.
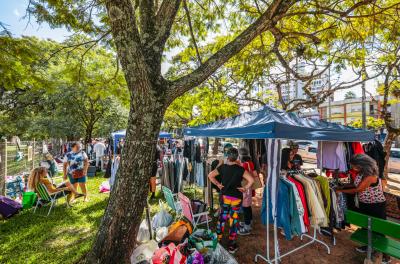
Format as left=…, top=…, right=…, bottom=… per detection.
left=346, top=210, right=400, bottom=240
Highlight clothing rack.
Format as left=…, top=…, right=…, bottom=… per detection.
left=255, top=140, right=331, bottom=264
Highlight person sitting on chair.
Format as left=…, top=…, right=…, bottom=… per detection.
left=28, top=167, right=83, bottom=204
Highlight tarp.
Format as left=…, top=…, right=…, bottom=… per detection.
left=111, top=130, right=173, bottom=153
left=183, top=105, right=374, bottom=142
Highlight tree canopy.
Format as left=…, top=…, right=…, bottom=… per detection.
left=0, top=35, right=128, bottom=140
left=14, top=0, right=400, bottom=263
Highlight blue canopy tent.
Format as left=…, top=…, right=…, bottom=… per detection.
left=111, top=130, right=173, bottom=154
left=183, top=105, right=374, bottom=264
left=183, top=105, right=374, bottom=141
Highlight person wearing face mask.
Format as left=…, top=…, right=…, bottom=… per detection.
left=63, top=142, right=89, bottom=202
left=336, top=154, right=389, bottom=263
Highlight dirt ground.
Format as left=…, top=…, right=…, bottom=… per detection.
left=221, top=195, right=400, bottom=264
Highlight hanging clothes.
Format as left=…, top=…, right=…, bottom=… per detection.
left=283, top=178, right=306, bottom=233
left=292, top=174, right=328, bottom=227
left=110, top=157, right=120, bottom=188
left=195, top=162, right=204, bottom=187
left=314, top=176, right=331, bottom=218
left=288, top=176, right=310, bottom=231
left=317, top=142, right=348, bottom=172
left=351, top=142, right=365, bottom=155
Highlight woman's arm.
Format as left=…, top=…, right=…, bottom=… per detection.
left=241, top=170, right=254, bottom=190
left=337, top=176, right=377, bottom=194
left=208, top=170, right=223, bottom=190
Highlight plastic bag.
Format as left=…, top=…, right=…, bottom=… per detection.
left=99, top=181, right=110, bottom=193
left=152, top=242, right=187, bottom=264
left=130, top=240, right=158, bottom=264
left=136, top=219, right=151, bottom=243
left=152, top=203, right=173, bottom=229
left=155, top=226, right=169, bottom=242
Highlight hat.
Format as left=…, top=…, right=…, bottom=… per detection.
left=45, top=153, right=53, bottom=160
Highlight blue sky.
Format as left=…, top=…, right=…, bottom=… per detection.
left=0, top=0, right=69, bottom=41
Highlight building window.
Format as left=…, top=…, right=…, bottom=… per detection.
left=331, top=106, right=343, bottom=115
left=347, top=104, right=362, bottom=113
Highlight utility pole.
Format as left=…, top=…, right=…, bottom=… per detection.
left=361, top=64, right=367, bottom=130
left=328, top=62, right=332, bottom=122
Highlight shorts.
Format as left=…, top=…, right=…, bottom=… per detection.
left=68, top=174, right=87, bottom=184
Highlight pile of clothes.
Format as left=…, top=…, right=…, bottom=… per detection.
left=132, top=213, right=237, bottom=264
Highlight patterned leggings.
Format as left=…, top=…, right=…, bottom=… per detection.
left=217, top=195, right=242, bottom=242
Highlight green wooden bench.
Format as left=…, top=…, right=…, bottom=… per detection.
left=346, top=210, right=400, bottom=261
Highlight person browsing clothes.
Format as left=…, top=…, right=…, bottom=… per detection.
left=336, top=154, right=389, bottom=263
left=208, top=147, right=254, bottom=254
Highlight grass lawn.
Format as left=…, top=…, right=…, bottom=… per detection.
left=0, top=174, right=209, bottom=264
left=0, top=175, right=109, bottom=264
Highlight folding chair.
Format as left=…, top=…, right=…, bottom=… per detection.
left=34, top=183, right=69, bottom=216
left=178, top=192, right=210, bottom=230
left=162, top=186, right=181, bottom=213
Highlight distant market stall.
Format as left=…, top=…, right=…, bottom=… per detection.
left=111, top=130, right=172, bottom=154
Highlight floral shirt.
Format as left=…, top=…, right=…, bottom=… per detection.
left=63, top=151, right=88, bottom=174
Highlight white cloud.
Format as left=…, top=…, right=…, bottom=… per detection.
left=13, top=9, right=21, bottom=17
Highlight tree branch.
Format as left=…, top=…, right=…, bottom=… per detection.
left=105, top=0, right=152, bottom=98
left=168, top=0, right=296, bottom=103
left=154, top=0, right=181, bottom=51
left=183, top=0, right=203, bottom=65
left=139, top=0, right=156, bottom=45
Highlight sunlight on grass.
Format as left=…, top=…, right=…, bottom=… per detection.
left=0, top=175, right=210, bottom=264
left=0, top=175, right=109, bottom=264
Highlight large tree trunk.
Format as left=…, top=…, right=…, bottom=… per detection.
left=84, top=124, right=94, bottom=146
left=87, top=86, right=166, bottom=263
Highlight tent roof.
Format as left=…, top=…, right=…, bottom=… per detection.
left=111, top=130, right=172, bottom=139
left=183, top=105, right=374, bottom=141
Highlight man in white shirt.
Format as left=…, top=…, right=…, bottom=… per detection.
left=93, top=139, right=106, bottom=171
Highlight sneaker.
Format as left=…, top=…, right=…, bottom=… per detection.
left=238, top=227, right=251, bottom=236
left=355, top=246, right=368, bottom=253
left=228, top=242, right=239, bottom=254
left=239, top=222, right=252, bottom=230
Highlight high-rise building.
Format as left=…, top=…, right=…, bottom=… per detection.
left=278, top=62, right=332, bottom=104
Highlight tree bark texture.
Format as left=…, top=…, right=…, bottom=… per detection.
left=87, top=97, right=166, bottom=263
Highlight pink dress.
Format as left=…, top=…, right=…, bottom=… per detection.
left=241, top=161, right=254, bottom=207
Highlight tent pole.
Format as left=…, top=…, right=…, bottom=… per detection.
left=266, top=174, right=270, bottom=261
left=320, top=141, right=323, bottom=175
